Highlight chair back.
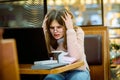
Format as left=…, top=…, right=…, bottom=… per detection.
left=82, top=26, right=110, bottom=80
left=0, top=29, right=3, bottom=80
left=1, top=38, right=20, bottom=80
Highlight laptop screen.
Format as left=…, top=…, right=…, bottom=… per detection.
left=3, top=27, right=50, bottom=64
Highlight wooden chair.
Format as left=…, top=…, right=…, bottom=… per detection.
left=0, top=29, right=3, bottom=80
left=0, top=39, right=20, bottom=80
left=82, top=26, right=110, bottom=80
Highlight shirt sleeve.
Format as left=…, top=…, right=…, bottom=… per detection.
left=66, top=27, right=85, bottom=60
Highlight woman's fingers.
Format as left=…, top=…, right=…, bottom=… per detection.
left=61, top=12, right=73, bottom=29
left=61, top=16, right=66, bottom=21
left=42, top=15, right=48, bottom=28
left=61, top=12, right=71, bottom=21
left=42, top=14, right=48, bottom=33
left=66, top=12, right=71, bottom=18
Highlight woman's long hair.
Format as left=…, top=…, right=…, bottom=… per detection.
left=45, top=8, right=75, bottom=52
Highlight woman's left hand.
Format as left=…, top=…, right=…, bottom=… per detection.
left=58, top=51, right=77, bottom=64
left=61, top=12, right=74, bottom=29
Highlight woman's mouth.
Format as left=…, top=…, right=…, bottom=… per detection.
left=54, top=34, right=60, bottom=39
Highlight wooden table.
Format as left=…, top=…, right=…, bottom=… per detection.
left=19, top=61, right=84, bottom=74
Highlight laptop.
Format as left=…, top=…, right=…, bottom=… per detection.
left=3, top=27, right=68, bottom=69
left=3, top=27, right=50, bottom=64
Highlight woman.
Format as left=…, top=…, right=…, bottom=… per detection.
left=42, top=8, right=90, bottom=80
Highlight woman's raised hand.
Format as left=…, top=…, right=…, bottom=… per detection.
left=61, top=11, right=73, bottom=29
left=42, top=15, right=48, bottom=32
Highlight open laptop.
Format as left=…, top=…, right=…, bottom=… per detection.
left=3, top=27, right=68, bottom=69
left=3, top=27, right=50, bottom=64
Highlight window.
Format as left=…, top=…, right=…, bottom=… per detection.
left=46, top=0, right=103, bottom=26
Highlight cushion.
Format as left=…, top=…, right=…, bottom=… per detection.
left=84, top=35, right=102, bottom=65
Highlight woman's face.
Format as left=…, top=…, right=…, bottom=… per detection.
left=49, top=20, right=65, bottom=40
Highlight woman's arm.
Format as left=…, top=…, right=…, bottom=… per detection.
left=61, top=11, right=85, bottom=61
left=67, top=27, right=85, bottom=61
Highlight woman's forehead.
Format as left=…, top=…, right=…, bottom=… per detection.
left=50, top=20, right=61, bottom=26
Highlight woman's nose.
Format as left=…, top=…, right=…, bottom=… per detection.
left=54, top=28, right=58, bottom=32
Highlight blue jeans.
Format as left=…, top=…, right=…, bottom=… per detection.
left=44, top=70, right=90, bottom=80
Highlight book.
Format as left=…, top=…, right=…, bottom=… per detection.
left=34, top=60, right=58, bottom=65
left=31, top=62, right=68, bottom=69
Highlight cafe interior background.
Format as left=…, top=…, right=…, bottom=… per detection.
left=0, top=0, right=120, bottom=79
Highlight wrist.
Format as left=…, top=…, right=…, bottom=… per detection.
left=66, top=25, right=73, bottom=30
left=67, top=27, right=74, bottom=30
left=67, top=28, right=74, bottom=32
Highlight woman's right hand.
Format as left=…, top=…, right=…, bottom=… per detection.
left=42, top=15, right=48, bottom=32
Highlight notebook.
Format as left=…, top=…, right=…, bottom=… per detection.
left=31, top=62, right=68, bottom=70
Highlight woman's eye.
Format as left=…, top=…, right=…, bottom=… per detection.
left=49, top=26, right=63, bottom=29
left=49, top=27, right=54, bottom=29
left=57, top=26, right=62, bottom=28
